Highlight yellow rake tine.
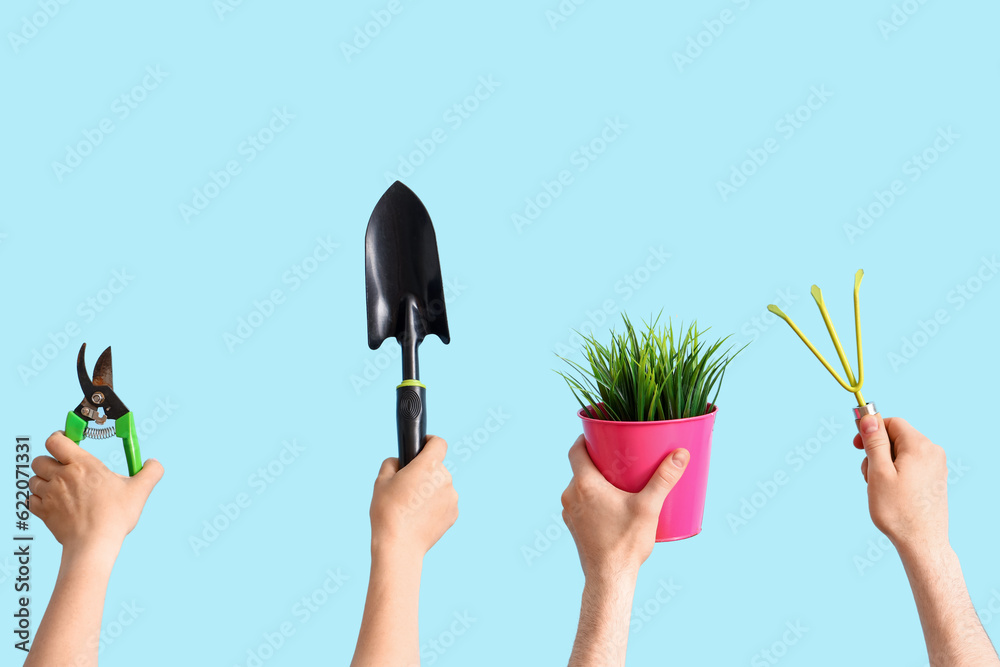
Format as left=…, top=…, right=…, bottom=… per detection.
left=811, top=285, right=858, bottom=388
left=767, top=305, right=857, bottom=393
left=853, top=270, right=865, bottom=406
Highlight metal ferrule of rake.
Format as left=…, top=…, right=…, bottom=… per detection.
left=768, top=270, right=877, bottom=420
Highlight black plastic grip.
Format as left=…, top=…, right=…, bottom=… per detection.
left=396, top=384, right=426, bottom=467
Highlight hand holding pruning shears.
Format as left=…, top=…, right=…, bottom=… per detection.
left=31, top=342, right=162, bottom=552
left=24, top=431, right=163, bottom=667
left=23, top=343, right=164, bottom=667
left=28, top=431, right=163, bottom=554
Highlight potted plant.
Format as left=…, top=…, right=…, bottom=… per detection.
left=558, top=313, right=744, bottom=541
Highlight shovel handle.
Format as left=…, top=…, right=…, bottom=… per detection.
left=396, top=381, right=426, bottom=467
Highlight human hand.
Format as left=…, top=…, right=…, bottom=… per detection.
left=561, top=435, right=689, bottom=581
left=853, top=415, right=950, bottom=557
left=369, top=436, right=459, bottom=558
left=28, top=431, right=164, bottom=558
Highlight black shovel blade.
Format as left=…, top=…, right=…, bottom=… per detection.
left=365, top=181, right=450, bottom=350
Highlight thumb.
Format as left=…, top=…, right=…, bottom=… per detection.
left=639, top=448, right=689, bottom=508
left=129, top=459, right=164, bottom=498
left=858, top=415, right=895, bottom=477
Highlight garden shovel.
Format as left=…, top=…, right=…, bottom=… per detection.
left=365, top=181, right=450, bottom=467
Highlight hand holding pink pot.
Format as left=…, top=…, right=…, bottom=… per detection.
left=580, top=405, right=717, bottom=542
left=561, top=435, right=690, bottom=579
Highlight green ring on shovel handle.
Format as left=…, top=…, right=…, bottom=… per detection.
left=396, top=381, right=427, bottom=467
left=65, top=410, right=143, bottom=477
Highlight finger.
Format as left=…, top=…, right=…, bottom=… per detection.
left=417, top=436, right=448, bottom=464
left=27, top=494, right=45, bottom=518
left=883, top=417, right=919, bottom=456
left=46, top=431, right=89, bottom=465
left=861, top=457, right=869, bottom=483
left=28, top=476, right=46, bottom=496
left=129, top=459, right=164, bottom=499
left=857, top=414, right=895, bottom=477
left=883, top=417, right=919, bottom=439
left=377, top=457, right=399, bottom=479
left=639, top=448, right=689, bottom=509
left=567, top=435, right=594, bottom=478
left=852, top=433, right=864, bottom=450
left=31, top=455, right=61, bottom=481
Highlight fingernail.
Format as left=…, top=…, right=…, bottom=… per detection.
left=861, top=415, right=879, bottom=435
left=671, top=449, right=689, bottom=468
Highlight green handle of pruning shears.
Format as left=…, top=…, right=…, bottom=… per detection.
left=116, top=412, right=142, bottom=477
left=65, top=410, right=86, bottom=443
left=63, top=410, right=143, bottom=477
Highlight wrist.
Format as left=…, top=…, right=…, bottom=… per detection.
left=584, top=564, right=641, bottom=593
left=369, top=539, right=423, bottom=603
left=895, top=539, right=955, bottom=570
left=371, top=536, right=424, bottom=572
left=60, top=539, right=121, bottom=572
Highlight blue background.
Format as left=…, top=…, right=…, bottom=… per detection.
left=4, top=1, right=999, bottom=665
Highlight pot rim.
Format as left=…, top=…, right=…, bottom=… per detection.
left=577, top=402, right=718, bottom=425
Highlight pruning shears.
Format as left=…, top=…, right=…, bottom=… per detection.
left=65, top=343, right=143, bottom=476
